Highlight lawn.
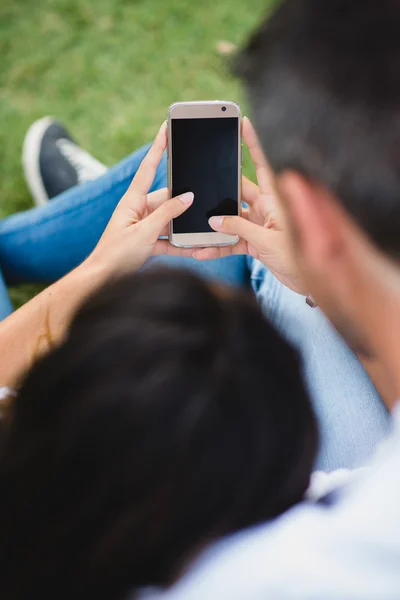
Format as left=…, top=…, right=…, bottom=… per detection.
left=0, top=0, right=274, bottom=305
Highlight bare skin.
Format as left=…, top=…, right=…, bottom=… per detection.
left=0, top=123, right=195, bottom=388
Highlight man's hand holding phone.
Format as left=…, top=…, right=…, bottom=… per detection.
left=90, top=114, right=300, bottom=295
left=193, top=117, right=302, bottom=293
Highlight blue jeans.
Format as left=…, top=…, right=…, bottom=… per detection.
left=0, top=144, right=390, bottom=470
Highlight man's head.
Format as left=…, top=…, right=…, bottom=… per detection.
left=237, top=0, right=400, bottom=356
left=0, top=268, right=317, bottom=598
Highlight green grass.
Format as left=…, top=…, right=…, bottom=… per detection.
left=0, top=0, right=274, bottom=305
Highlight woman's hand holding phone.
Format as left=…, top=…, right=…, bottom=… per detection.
left=88, top=122, right=194, bottom=279
left=194, top=117, right=302, bottom=293
left=0, top=123, right=196, bottom=389
left=89, top=115, right=300, bottom=293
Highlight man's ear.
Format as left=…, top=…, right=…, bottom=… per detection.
left=276, top=171, right=347, bottom=270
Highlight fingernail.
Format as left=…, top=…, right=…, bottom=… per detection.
left=179, top=192, right=194, bottom=206
left=209, top=216, right=224, bottom=230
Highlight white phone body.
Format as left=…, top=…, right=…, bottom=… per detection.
left=168, top=101, right=241, bottom=248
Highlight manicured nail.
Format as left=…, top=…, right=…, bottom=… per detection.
left=179, top=192, right=194, bottom=206
left=209, top=216, right=224, bottom=230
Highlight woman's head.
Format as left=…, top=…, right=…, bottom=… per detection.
left=0, top=268, right=318, bottom=599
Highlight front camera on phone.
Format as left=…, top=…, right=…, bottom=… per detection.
left=221, top=106, right=227, bottom=112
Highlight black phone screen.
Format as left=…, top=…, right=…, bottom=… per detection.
left=171, top=117, right=239, bottom=234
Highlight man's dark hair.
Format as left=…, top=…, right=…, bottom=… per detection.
left=0, top=268, right=318, bottom=600
left=236, top=0, right=400, bottom=256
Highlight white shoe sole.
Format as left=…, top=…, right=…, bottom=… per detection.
left=22, top=116, right=55, bottom=206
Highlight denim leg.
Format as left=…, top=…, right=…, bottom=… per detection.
left=248, top=257, right=391, bottom=471
left=0, top=143, right=247, bottom=286
left=147, top=255, right=248, bottom=287
left=0, top=144, right=155, bottom=284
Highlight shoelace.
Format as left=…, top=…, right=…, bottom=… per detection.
left=56, top=138, right=107, bottom=183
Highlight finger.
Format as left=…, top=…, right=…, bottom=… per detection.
left=129, top=122, right=167, bottom=196
left=128, top=187, right=169, bottom=226
left=243, top=117, right=273, bottom=195
left=136, top=188, right=169, bottom=236
left=209, top=214, right=269, bottom=247
left=140, top=191, right=194, bottom=241
left=265, top=211, right=281, bottom=230
left=149, top=189, right=241, bottom=238
left=242, top=176, right=260, bottom=206
left=193, top=239, right=248, bottom=260
left=147, top=188, right=169, bottom=212
left=156, top=207, right=249, bottom=239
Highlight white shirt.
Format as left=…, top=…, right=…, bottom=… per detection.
left=139, top=404, right=400, bottom=600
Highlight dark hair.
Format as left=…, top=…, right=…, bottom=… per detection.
left=0, top=268, right=318, bottom=600
left=236, top=0, right=400, bottom=257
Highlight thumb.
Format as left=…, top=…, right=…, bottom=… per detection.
left=209, top=215, right=268, bottom=247
left=141, top=192, right=194, bottom=240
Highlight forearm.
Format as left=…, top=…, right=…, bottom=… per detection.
left=0, top=259, right=107, bottom=388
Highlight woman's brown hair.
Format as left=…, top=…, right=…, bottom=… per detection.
left=0, top=268, right=318, bottom=600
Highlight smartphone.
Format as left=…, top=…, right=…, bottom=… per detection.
left=168, top=101, right=241, bottom=248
